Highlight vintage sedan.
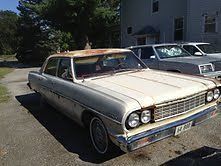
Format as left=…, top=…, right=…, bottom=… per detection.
left=28, top=49, right=221, bottom=154
left=129, top=44, right=221, bottom=80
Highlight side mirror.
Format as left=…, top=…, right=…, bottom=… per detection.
left=194, top=52, right=203, bottom=56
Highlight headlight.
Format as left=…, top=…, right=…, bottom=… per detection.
left=207, top=91, right=214, bottom=102
left=141, top=110, right=151, bottom=124
left=128, top=113, right=140, bottom=128
left=214, top=88, right=220, bottom=100
left=199, top=64, right=214, bottom=74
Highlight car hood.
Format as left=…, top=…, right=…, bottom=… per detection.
left=82, top=69, right=216, bottom=109
left=162, top=56, right=220, bottom=65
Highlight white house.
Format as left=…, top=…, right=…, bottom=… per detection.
left=121, top=0, right=221, bottom=48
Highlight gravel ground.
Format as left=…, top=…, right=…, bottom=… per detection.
left=0, top=65, right=221, bottom=166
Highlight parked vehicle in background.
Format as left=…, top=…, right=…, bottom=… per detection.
left=128, top=44, right=221, bottom=80
left=180, top=42, right=221, bottom=58
left=28, top=49, right=221, bottom=155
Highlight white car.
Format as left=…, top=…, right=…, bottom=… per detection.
left=180, top=42, right=221, bottom=58
left=28, top=49, right=221, bottom=155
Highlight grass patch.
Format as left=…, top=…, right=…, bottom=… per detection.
left=0, top=84, right=10, bottom=103
left=0, top=67, right=13, bottom=79
left=0, top=67, right=13, bottom=103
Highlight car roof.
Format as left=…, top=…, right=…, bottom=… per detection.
left=128, top=43, right=178, bottom=49
left=49, top=49, right=131, bottom=58
left=179, top=42, right=210, bottom=45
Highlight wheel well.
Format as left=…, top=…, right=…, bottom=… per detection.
left=82, top=110, right=95, bottom=128
left=167, top=70, right=181, bottom=73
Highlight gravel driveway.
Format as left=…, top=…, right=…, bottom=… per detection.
left=0, top=65, right=221, bottom=166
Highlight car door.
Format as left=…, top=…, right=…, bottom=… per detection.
left=139, top=47, right=159, bottom=69
left=51, top=58, right=80, bottom=120
left=41, top=57, right=59, bottom=105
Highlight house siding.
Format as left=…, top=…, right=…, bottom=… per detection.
left=121, top=0, right=187, bottom=47
left=121, top=0, right=221, bottom=48
left=187, top=0, right=221, bottom=47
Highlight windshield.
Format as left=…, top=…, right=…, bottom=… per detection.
left=74, top=52, right=147, bottom=79
left=197, top=44, right=221, bottom=54
left=155, top=45, right=191, bottom=59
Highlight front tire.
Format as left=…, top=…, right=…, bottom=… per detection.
left=89, top=117, right=109, bottom=154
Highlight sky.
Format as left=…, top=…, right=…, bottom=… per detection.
left=0, top=0, right=19, bottom=13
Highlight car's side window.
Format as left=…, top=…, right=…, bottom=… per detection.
left=141, top=47, right=155, bottom=59
left=44, top=58, right=59, bottom=76
left=183, top=45, right=199, bottom=55
left=58, top=58, right=73, bottom=81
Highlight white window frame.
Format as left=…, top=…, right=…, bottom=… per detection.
left=203, top=14, right=218, bottom=33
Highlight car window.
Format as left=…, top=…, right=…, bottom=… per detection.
left=155, top=45, right=190, bottom=59
left=58, top=58, right=73, bottom=81
left=197, top=44, right=221, bottom=54
left=140, top=47, right=155, bottom=59
left=183, top=45, right=199, bottom=55
left=74, top=52, right=146, bottom=79
left=44, top=58, right=59, bottom=76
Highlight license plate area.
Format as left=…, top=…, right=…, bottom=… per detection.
left=175, top=121, right=193, bottom=136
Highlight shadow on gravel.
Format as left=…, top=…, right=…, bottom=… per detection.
left=15, top=93, right=124, bottom=164
left=0, top=60, right=41, bottom=69
left=162, top=146, right=221, bottom=166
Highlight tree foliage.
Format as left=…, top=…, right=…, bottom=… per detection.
left=43, top=0, right=119, bottom=49
left=0, top=10, right=19, bottom=55
left=16, top=0, right=63, bottom=62
left=16, top=0, right=120, bottom=62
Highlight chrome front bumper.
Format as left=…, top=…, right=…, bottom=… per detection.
left=116, top=104, right=220, bottom=152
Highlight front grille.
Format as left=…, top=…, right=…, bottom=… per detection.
left=154, top=93, right=206, bottom=121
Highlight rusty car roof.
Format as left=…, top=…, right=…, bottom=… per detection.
left=49, top=49, right=131, bottom=58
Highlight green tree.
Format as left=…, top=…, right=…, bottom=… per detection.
left=43, top=0, right=120, bottom=49
left=16, top=0, right=120, bottom=62
left=17, top=0, right=64, bottom=62
left=0, top=10, right=19, bottom=55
